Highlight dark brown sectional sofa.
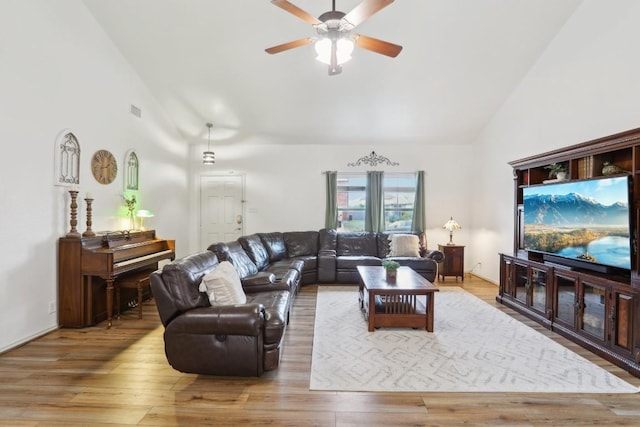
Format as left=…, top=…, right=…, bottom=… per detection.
left=150, top=229, right=444, bottom=376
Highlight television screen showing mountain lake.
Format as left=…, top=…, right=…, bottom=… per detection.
left=556, top=235, right=630, bottom=269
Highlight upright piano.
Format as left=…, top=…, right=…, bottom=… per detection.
left=58, top=229, right=175, bottom=328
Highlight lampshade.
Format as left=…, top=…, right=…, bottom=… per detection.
left=443, top=216, right=461, bottom=245
left=203, top=122, right=215, bottom=165
left=443, top=217, right=461, bottom=231
left=136, top=209, right=154, bottom=230
left=315, top=37, right=354, bottom=65
left=136, top=209, right=154, bottom=219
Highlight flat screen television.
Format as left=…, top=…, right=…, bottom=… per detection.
left=522, top=175, right=632, bottom=273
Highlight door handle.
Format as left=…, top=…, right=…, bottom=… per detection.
left=236, top=214, right=243, bottom=224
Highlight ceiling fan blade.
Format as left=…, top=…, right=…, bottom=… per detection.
left=270, top=0, right=322, bottom=26
left=265, top=37, right=315, bottom=54
left=355, top=34, right=403, bottom=57
left=343, top=0, right=395, bottom=28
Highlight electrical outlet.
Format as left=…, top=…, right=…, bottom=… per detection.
left=48, top=301, right=56, bottom=314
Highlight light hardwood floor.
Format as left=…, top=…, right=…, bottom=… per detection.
left=1, top=276, right=639, bottom=426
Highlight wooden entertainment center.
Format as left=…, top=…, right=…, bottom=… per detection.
left=498, top=127, right=640, bottom=377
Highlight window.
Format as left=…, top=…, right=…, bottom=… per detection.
left=336, top=172, right=418, bottom=233
left=384, top=173, right=417, bottom=232
left=337, top=174, right=366, bottom=232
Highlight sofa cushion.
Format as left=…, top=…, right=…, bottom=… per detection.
left=291, top=255, right=317, bottom=273
left=198, top=261, right=247, bottom=306
left=389, top=234, right=421, bottom=257
left=319, top=228, right=337, bottom=251
left=336, top=232, right=378, bottom=256
left=284, top=231, right=319, bottom=258
left=265, top=261, right=302, bottom=291
left=246, top=290, right=289, bottom=345
left=259, top=232, right=287, bottom=262
left=241, top=271, right=276, bottom=287
left=239, top=234, right=270, bottom=270
left=241, top=272, right=290, bottom=294
left=377, top=232, right=391, bottom=257
left=268, top=259, right=305, bottom=275
left=159, top=251, right=217, bottom=313
left=386, top=256, right=437, bottom=273
left=336, top=256, right=381, bottom=269
left=212, top=241, right=259, bottom=279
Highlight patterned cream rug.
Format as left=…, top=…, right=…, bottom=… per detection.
left=310, top=286, right=639, bottom=393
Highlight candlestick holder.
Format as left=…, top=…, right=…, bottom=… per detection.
left=66, top=190, right=81, bottom=238
left=83, top=197, right=96, bottom=237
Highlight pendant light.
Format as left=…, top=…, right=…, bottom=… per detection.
left=202, top=122, right=215, bottom=165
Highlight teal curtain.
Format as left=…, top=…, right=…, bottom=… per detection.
left=365, top=171, right=384, bottom=232
left=411, top=171, right=426, bottom=233
left=324, top=171, right=338, bottom=229
left=411, top=171, right=427, bottom=252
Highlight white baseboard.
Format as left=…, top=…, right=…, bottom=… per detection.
left=466, top=272, right=498, bottom=285
left=0, top=325, right=59, bottom=355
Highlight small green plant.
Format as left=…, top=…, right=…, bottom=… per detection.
left=122, top=194, right=137, bottom=229
left=382, top=260, right=400, bottom=270
left=544, top=162, right=567, bottom=178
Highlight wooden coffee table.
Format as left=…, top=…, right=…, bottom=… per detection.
left=357, top=265, right=439, bottom=332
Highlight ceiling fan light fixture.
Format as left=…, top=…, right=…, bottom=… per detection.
left=315, top=37, right=354, bottom=65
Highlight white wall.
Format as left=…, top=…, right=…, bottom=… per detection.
left=9, top=0, right=637, bottom=353
left=0, top=0, right=189, bottom=352
left=470, top=0, right=640, bottom=284
left=188, top=142, right=474, bottom=255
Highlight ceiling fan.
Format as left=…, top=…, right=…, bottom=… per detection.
left=265, top=0, right=403, bottom=75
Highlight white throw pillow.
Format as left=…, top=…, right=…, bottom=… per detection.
left=388, top=234, right=421, bottom=257
left=198, top=261, right=247, bottom=306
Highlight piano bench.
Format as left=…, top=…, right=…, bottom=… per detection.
left=116, top=273, right=152, bottom=319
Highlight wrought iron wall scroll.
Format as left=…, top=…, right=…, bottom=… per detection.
left=55, top=131, right=80, bottom=186
left=347, top=151, right=399, bottom=167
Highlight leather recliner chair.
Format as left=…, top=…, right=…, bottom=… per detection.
left=150, top=250, right=290, bottom=376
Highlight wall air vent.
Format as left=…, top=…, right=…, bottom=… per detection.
left=130, top=104, right=142, bottom=118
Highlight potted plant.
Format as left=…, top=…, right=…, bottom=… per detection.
left=122, top=193, right=137, bottom=230
left=382, top=260, right=400, bottom=282
left=544, top=162, right=567, bottom=180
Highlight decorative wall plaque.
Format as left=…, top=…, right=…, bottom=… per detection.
left=54, top=130, right=80, bottom=186
left=347, top=151, right=399, bottom=167
left=124, top=149, right=139, bottom=191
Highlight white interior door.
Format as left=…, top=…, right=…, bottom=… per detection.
left=200, top=175, right=244, bottom=250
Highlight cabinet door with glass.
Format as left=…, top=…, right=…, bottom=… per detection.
left=530, top=265, right=549, bottom=317
left=577, top=276, right=608, bottom=346
left=513, top=261, right=529, bottom=305
left=553, top=270, right=578, bottom=330
left=577, top=277, right=608, bottom=344
left=509, top=259, right=550, bottom=316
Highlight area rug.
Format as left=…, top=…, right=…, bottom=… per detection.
left=310, top=286, right=639, bottom=393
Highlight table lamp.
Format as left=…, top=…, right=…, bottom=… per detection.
left=443, top=216, right=461, bottom=245
left=136, top=209, right=154, bottom=230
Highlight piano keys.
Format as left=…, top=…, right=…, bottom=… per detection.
left=58, top=229, right=175, bottom=328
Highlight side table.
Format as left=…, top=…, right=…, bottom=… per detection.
left=438, top=244, right=465, bottom=282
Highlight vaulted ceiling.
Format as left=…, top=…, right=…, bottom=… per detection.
left=83, top=0, right=582, bottom=146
